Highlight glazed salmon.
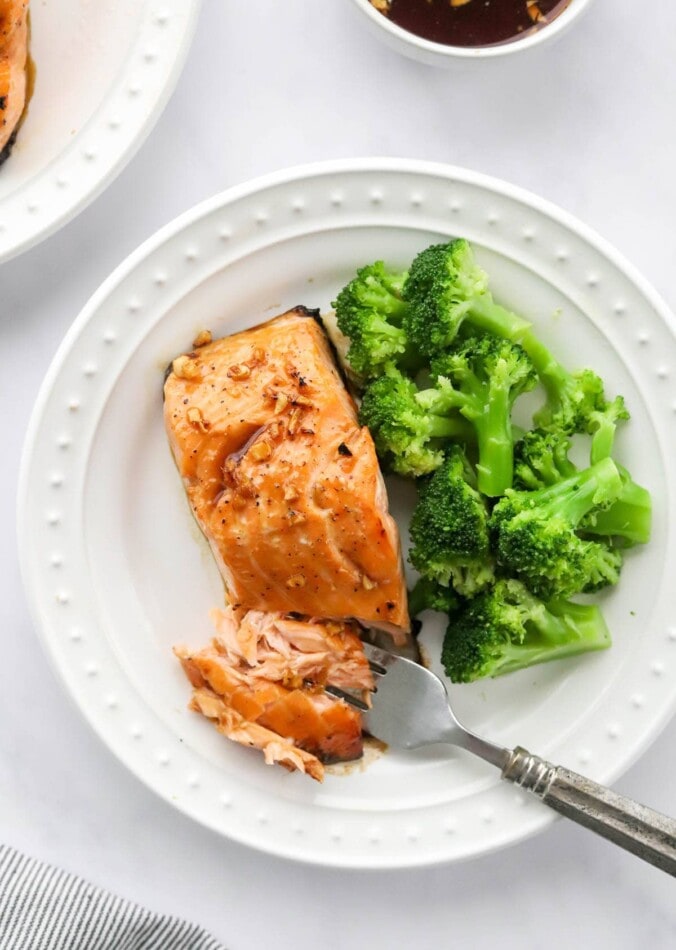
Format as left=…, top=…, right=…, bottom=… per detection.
left=175, top=610, right=369, bottom=780
left=190, top=688, right=325, bottom=782
left=0, top=1, right=28, bottom=163
left=164, top=308, right=410, bottom=640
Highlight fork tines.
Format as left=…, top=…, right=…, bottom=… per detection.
left=324, top=684, right=370, bottom=711
left=323, top=644, right=397, bottom=711
left=361, top=641, right=392, bottom=675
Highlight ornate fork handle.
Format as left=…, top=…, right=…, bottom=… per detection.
left=502, top=747, right=676, bottom=876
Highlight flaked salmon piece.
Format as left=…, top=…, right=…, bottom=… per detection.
left=175, top=641, right=364, bottom=768
left=164, top=307, right=410, bottom=642
left=0, top=1, right=29, bottom=162
left=191, top=687, right=324, bottom=781
left=209, top=606, right=374, bottom=692
left=176, top=608, right=371, bottom=778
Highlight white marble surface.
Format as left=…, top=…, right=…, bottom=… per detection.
left=2, top=1, right=675, bottom=946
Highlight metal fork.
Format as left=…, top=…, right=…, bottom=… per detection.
left=332, top=642, right=676, bottom=875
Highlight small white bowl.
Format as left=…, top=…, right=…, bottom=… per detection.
left=348, top=0, right=595, bottom=66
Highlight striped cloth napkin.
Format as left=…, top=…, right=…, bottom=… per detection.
left=0, top=846, right=224, bottom=950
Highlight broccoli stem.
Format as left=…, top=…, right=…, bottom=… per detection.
left=427, top=415, right=476, bottom=442
left=360, top=286, right=408, bottom=322
left=418, top=373, right=515, bottom=497
left=369, top=316, right=408, bottom=340
left=589, top=413, right=617, bottom=465
left=527, top=457, right=623, bottom=527
left=507, top=328, right=598, bottom=434
left=582, top=470, right=652, bottom=545
left=469, top=307, right=597, bottom=439
left=467, top=296, right=532, bottom=345
left=472, top=376, right=513, bottom=497
left=466, top=297, right=564, bottom=388
left=517, top=328, right=563, bottom=380
left=586, top=397, right=629, bottom=466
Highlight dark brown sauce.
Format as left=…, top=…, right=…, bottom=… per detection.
left=374, top=0, right=573, bottom=48
left=324, top=736, right=388, bottom=777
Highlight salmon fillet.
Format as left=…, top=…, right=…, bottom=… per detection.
left=164, top=307, right=410, bottom=639
left=0, top=1, right=28, bottom=162
left=175, top=609, right=371, bottom=780
left=190, top=688, right=325, bottom=782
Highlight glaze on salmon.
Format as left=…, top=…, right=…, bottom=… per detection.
left=190, top=688, right=325, bottom=781
left=164, top=308, right=410, bottom=640
left=175, top=609, right=372, bottom=780
left=0, top=1, right=29, bottom=163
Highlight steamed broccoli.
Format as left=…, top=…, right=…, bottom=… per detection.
left=441, top=578, right=611, bottom=683
left=400, top=238, right=627, bottom=442
left=513, top=429, right=577, bottom=491
left=584, top=395, right=651, bottom=543
left=530, top=363, right=608, bottom=435
left=526, top=356, right=635, bottom=457
left=335, top=239, right=648, bottom=682
left=409, top=449, right=494, bottom=597
left=514, top=426, right=652, bottom=546
left=402, top=239, right=532, bottom=357
left=490, top=458, right=625, bottom=599
left=580, top=474, right=652, bottom=546
left=358, top=367, right=474, bottom=477
left=408, top=576, right=458, bottom=617
left=333, top=261, right=418, bottom=380
left=428, top=332, right=537, bottom=496
left=587, top=395, right=630, bottom=464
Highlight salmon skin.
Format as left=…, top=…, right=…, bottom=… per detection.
left=164, top=307, right=410, bottom=640
left=0, top=1, right=29, bottom=163
left=175, top=609, right=372, bottom=781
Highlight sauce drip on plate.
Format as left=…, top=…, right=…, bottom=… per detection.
left=371, top=0, right=573, bottom=48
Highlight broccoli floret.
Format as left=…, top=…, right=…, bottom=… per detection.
left=403, top=239, right=532, bottom=357
left=529, top=361, right=606, bottom=434
left=490, top=458, right=625, bottom=599
left=441, top=578, right=611, bottom=682
left=529, top=359, right=631, bottom=443
left=513, top=429, right=577, bottom=490
left=514, top=425, right=651, bottom=546
left=401, top=239, right=630, bottom=446
left=333, top=262, right=418, bottom=380
left=408, top=577, right=458, bottom=617
left=409, top=449, right=494, bottom=597
left=427, top=332, right=537, bottom=496
left=358, top=367, right=474, bottom=477
left=499, top=319, right=615, bottom=438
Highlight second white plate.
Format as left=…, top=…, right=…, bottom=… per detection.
left=18, top=160, right=676, bottom=867
left=0, top=0, right=201, bottom=263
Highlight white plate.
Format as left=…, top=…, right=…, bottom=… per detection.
left=18, top=160, right=676, bottom=868
left=0, top=0, right=201, bottom=263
